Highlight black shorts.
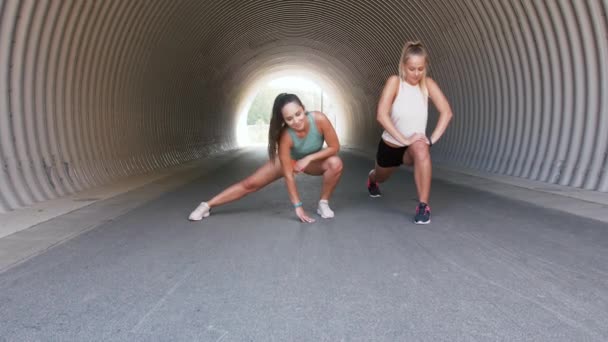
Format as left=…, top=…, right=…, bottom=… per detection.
left=376, top=139, right=408, bottom=168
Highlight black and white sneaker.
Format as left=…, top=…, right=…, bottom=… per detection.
left=367, top=176, right=382, bottom=197
left=414, top=203, right=431, bottom=224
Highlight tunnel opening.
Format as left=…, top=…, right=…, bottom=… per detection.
left=1, top=0, right=607, bottom=216
left=236, top=72, right=344, bottom=148
left=239, top=76, right=335, bottom=146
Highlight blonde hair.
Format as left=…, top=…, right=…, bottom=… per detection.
left=398, top=41, right=429, bottom=97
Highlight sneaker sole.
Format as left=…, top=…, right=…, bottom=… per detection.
left=188, top=212, right=210, bottom=221
left=414, top=219, right=430, bottom=225
left=317, top=209, right=334, bottom=219
left=368, top=194, right=382, bottom=198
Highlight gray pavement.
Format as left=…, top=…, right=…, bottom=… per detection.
left=1, top=149, right=607, bottom=341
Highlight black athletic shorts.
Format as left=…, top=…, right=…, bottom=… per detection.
left=376, top=139, right=408, bottom=168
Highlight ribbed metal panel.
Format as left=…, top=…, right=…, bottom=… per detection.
left=434, top=0, right=608, bottom=192
left=1, top=0, right=607, bottom=213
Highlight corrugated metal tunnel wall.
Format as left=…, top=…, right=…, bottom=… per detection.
left=1, top=0, right=607, bottom=213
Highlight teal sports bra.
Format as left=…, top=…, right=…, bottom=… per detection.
left=287, top=112, right=324, bottom=160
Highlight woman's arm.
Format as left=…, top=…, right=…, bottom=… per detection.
left=279, top=131, right=315, bottom=223
left=278, top=131, right=300, bottom=204
left=426, top=77, right=453, bottom=145
left=302, top=112, right=340, bottom=162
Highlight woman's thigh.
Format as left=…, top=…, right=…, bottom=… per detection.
left=302, top=156, right=342, bottom=176
left=242, top=159, right=284, bottom=188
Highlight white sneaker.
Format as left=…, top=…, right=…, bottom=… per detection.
left=189, top=202, right=210, bottom=221
left=317, top=200, right=334, bottom=218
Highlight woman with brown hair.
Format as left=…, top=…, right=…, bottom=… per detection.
left=189, top=93, right=343, bottom=223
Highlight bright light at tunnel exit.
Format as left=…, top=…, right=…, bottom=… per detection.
left=268, top=76, right=321, bottom=92
left=237, top=76, right=328, bottom=147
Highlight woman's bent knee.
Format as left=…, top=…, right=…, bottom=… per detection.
left=409, top=142, right=430, bottom=162
left=327, top=156, right=343, bottom=173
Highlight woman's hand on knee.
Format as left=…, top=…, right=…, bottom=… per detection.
left=408, top=140, right=431, bottom=161
left=294, top=156, right=311, bottom=173
left=410, top=139, right=430, bottom=151
left=405, top=133, right=427, bottom=146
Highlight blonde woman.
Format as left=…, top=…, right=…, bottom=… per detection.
left=367, top=41, right=453, bottom=224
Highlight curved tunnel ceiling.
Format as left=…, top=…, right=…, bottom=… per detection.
left=1, top=0, right=607, bottom=213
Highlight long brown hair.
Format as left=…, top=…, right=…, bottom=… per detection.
left=267, top=93, right=304, bottom=160
left=398, top=41, right=430, bottom=97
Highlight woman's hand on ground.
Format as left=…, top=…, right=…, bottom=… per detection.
left=295, top=207, right=316, bottom=223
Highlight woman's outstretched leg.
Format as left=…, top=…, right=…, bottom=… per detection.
left=189, top=160, right=284, bottom=220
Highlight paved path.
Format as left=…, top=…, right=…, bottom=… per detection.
left=1, top=150, right=607, bottom=341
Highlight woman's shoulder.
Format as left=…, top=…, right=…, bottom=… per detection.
left=383, top=75, right=401, bottom=88
left=308, top=110, right=322, bottom=118
left=309, top=111, right=329, bottom=123
left=384, top=75, right=401, bottom=91
left=309, top=111, right=331, bottom=131
left=424, top=77, right=441, bottom=96
left=280, top=125, right=292, bottom=135
left=380, top=75, right=401, bottom=98
left=387, top=75, right=400, bottom=83
left=425, top=77, right=438, bottom=88
left=279, top=127, right=294, bottom=143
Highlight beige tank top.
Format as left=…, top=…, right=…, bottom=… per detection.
left=381, top=79, right=428, bottom=146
